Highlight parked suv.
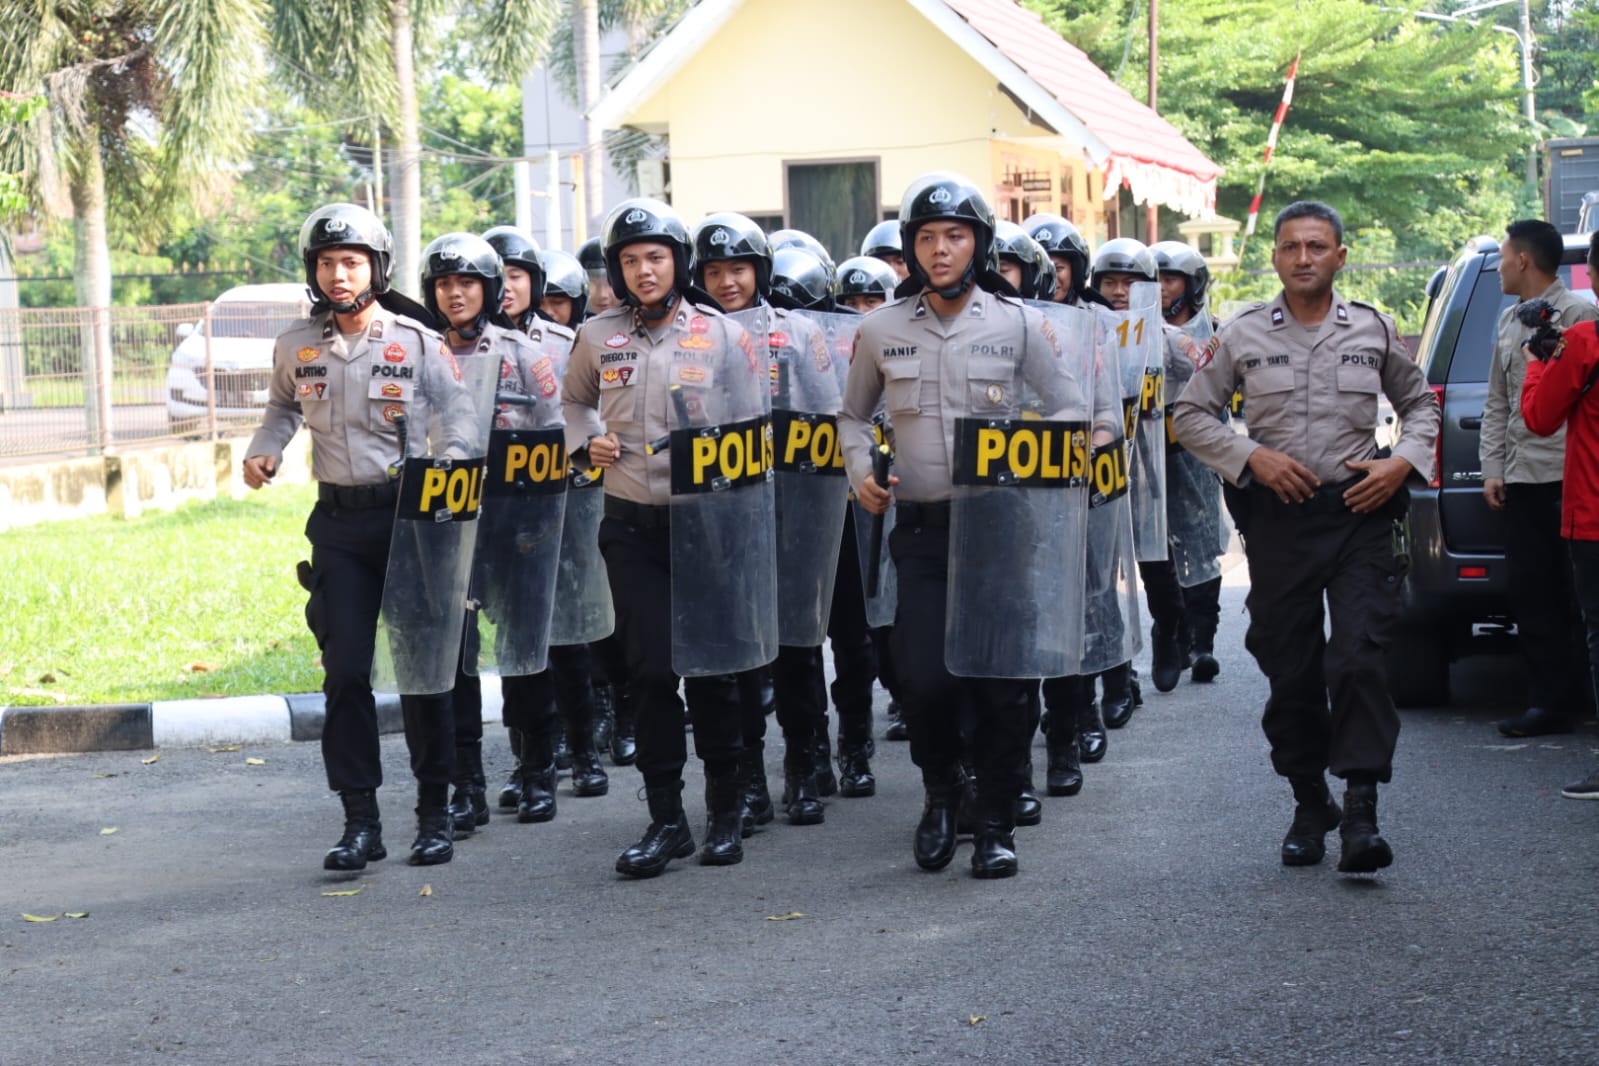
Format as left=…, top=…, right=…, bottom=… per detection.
left=1387, top=234, right=1595, bottom=705
left=164, top=283, right=308, bottom=432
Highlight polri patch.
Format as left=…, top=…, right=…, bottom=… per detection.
left=384, top=342, right=406, bottom=363
left=297, top=346, right=319, bottom=363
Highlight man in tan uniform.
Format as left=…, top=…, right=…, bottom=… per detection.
left=1173, top=200, right=1440, bottom=874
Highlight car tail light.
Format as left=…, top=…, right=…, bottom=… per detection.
left=1458, top=565, right=1488, bottom=579
left=1428, top=385, right=1445, bottom=488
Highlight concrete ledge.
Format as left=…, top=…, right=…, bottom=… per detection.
left=0, top=703, right=153, bottom=755
left=151, top=696, right=293, bottom=748
left=285, top=692, right=406, bottom=743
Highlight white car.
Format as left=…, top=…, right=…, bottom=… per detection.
left=164, top=283, right=309, bottom=429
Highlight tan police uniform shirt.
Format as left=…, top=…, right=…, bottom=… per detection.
left=1172, top=289, right=1440, bottom=486
left=477, top=322, right=563, bottom=432
left=561, top=300, right=755, bottom=505
left=247, top=307, right=461, bottom=486
left=1480, top=277, right=1598, bottom=484
left=840, top=286, right=1077, bottom=501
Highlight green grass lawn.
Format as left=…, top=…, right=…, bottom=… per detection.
left=1, top=484, right=325, bottom=706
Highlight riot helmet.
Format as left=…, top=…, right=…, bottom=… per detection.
left=1089, top=237, right=1158, bottom=286
left=692, top=212, right=773, bottom=304
left=768, top=228, right=837, bottom=281
left=577, top=237, right=606, bottom=277
left=897, top=171, right=996, bottom=299
left=768, top=247, right=834, bottom=312
left=602, top=197, right=693, bottom=317
left=861, top=220, right=903, bottom=261
left=1025, top=213, right=1090, bottom=302
left=540, top=248, right=590, bottom=324
left=994, top=220, right=1055, bottom=300
left=299, top=202, right=394, bottom=313
left=836, top=255, right=899, bottom=301
left=482, top=226, right=545, bottom=328
left=421, top=232, right=505, bottom=339
left=1150, top=240, right=1210, bottom=318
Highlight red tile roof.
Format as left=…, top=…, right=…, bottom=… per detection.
left=942, top=0, right=1221, bottom=214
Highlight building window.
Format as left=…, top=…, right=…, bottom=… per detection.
left=746, top=214, right=784, bottom=234
left=784, top=159, right=880, bottom=265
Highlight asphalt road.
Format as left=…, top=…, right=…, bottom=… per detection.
left=4, top=583, right=1598, bottom=1065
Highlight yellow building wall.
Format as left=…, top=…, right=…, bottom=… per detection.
left=623, top=0, right=1072, bottom=223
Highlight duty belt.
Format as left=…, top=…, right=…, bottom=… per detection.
left=318, top=480, right=399, bottom=510
left=895, top=500, right=951, bottom=528
left=1251, top=476, right=1406, bottom=519
left=604, top=496, right=670, bottom=529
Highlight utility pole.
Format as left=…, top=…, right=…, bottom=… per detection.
left=1147, top=0, right=1160, bottom=242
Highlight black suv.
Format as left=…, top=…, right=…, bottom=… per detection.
left=1387, top=234, right=1595, bottom=706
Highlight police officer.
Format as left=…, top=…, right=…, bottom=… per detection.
left=837, top=255, right=899, bottom=314
left=243, top=203, right=468, bottom=869
left=994, top=221, right=1055, bottom=301
left=861, top=220, right=909, bottom=282
left=563, top=198, right=756, bottom=877
left=540, top=248, right=591, bottom=329
left=1024, top=214, right=1103, bottom=309
left=1173, top=200, right=1441, bottom=873
left=1152, top=239, right=1226, bottom=683
left=577, top=237, right=621, bottom=316
left=842, top=172, right=1079, bottom=879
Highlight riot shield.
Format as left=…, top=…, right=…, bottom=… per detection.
left=945, top=302, right=1092, bottom=679
left=540, top=337, right=615, bottom=647
left=668, top=310, right=779, bottom=676
left=764, top=308, right=854, bottom=646
left=469, top=340, right=568, bottom=677
left=373, top=341, right=499, bottom=696
left=1165, top=315, right=1228, bottom=587
left=1077, top=308, right=1144, bottom=675
left=1107, top=282, right=1168, bottom=562
left=853, top=407, right=897, bottom=628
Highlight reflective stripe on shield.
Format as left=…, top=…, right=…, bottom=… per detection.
left=945, top=301, right=1092, bottom=679
left=1102, top=283, right=1167, bottom=562
left=1166, top=314, right=1228, bottom=587
left=669, top=309, right=779, bottom=676
left=373, top=346, right=499, bottom=695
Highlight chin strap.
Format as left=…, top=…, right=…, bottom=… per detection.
left=637, top=289, right=678, bottom=323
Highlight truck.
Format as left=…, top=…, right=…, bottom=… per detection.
left=1542, top=136, right=1599, bottom=233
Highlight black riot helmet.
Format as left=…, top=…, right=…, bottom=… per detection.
left=1150, top=240, right=1211, bottom=318
left=482, top=226, right=545, bottom=328
left=861, top=220, right=903, bottom=261
left=768, top=228, right=837, bottom=282
left=836, top=255, right=899, bottom=301
left=602, top=197, right=693, bottom=318
left=691, top=212, right=773, bottom=300
left=994, top=220, right=1055, bottom=301
left=577, top=236, right=606, bottom=277
left=1089, top=237, right=1158, bottom=288
left=1024, top=212, right=1090, bottom=300
left=897, top=171, right=997, bottom=299
left=540, top=248, right=590, bottom=323
left=768, top=247, right=835, bottom=312
left=299, top=202, right=394, bottom=313
left=421, top=232, right=506, bottom=339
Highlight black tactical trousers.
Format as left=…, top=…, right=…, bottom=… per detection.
left=1566, top=539, right=1599, bottom=712
left=888, top=520, right=1033, bottom=813
left=599, top=512, right=742, bottom=788
left=741, top=649, right=820, bottom=752
left=1238, top=485, right=1403, bottom=782
left=1137, top=558, right=1184, bottom=635
left=499, top=670, right=555, bottom=738
left=1505, top=482, right=1589, bottom=715
left=304, top=501, right=452, bottom=793
left=827, top=506, right=878, bottom=731
left=1182, top=576, right=1223, bottom=646
left=549, top=642, right=596, bottom=724
left=453, top=616, right=482, bottom=746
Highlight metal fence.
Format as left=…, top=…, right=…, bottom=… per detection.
left=0, top=300, right=307, bottom=460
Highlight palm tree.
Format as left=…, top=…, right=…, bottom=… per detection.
left=270, top=0, right=558, bottom=295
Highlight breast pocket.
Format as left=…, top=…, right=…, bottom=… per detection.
left=598, top=365, right=642, bottom=427
left=1335, top=363, right=1380, bottom=430
left=966, top=355, right=1017, bottom=417
left=300, top=389, right=333, bottom=435
left=1240, top=365, right=1296, bottom=434
left=882, top=358, right=925, bottom=416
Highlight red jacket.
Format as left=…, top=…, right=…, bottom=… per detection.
left=1522, top=319, right=1599, bottom=540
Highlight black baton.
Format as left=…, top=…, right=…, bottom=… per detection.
left=646, top=384, right=694, bottom=455
left=866, top=443, right=893, bottom=598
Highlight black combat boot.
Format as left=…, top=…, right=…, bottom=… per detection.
left=324, top=789, right=386, bottom=871
left=836, top=718, right=877, bottom=798
left=592, top=683, right=616, bottom=758
left=1100, top=663, right=1135, bottom=729
left=1151, top=622, right=1184, bottom=693
left=565, top=700, right=609, bottom=798
left=610, top=684, right=637, bottom=766
left=739, top=747, right=775, bottom=835
left=700, top=773, right=746, bottom=865
left=447, top=743, right=490, bottom=839
left=1281, top=775, right=1342, bottom=866
left=616, top=782, right=696, bottom=879
left=914, top=766, right=965, bottom=871
left=1045, top=718, right=1084, bottom=797
left=497, top=728, right=524, bottom=809
left=781, top=748, right=826, bottom=826
left=408, top=784, right=454, bottom=866
left=516, top=763, right=557, bottom=824
left=971, top=785, right=1018, bottom=879
left=812, top=717, right=839, bottom=797
left=551, top=716, right=571, bottom=774
left=1190, top=620, right=1220, bottom=683
left=884, top=699, right=909, bottom=741
left=1337, top=778, right=1394, bottom=873
left=1070, top=677, right=1107, bottom=763
left=1015, top=761, right=1043, bottom=826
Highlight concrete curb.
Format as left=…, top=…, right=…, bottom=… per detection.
left=1, top=676, right=504, bottom=756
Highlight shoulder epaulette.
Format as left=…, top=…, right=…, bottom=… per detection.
left=391, top=312, right=444, bottom=342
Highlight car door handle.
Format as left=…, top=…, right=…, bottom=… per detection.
left=1459, top=416, right=1482, bottom=430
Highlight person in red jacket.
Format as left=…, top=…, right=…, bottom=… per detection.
left=1519, top=230, right=1599, bottom=799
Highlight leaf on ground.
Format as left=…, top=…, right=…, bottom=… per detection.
left=22, top=913, right=60, bottom=922
left=765, top=911, right=806, bottom=921
left=141, top=755, right=159, bottom=765
left=208, top=745, right=241, bottom=753
left=321, top=886, right=365, bottom=897
left=38, top=672, right=55, bottom=684
left=64, top=912, right=89, bottom=919
left=419, top=884, right=432, bottom=897
left=187, top=663, right=216, bottom=673
left=967, top=1014, right=986, bottom=1027
left=91, top=773, right=119, bottom=779
left=99, top=827, right=118, bottom=835
left=245, top=757, right=267, bottom=766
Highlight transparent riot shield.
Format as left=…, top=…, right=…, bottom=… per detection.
left=762, top=308, right=854, bottom=646
left=668, top=310, right=779, bottom=676
left=853, top=410, right=898, bottom=629
left=374, top=340, right=499, bottom=695
left=1165, top=314, right=1228, bottom=587
left=469, top=332, right=568, bottom=676
left=1077, top=309, right=1144, bottom=675
left=1108, top=282, right=1168, bottom=562
left=945, top=302, right=1092, bottom=679
left=539, top=337, right=614, bottom=647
